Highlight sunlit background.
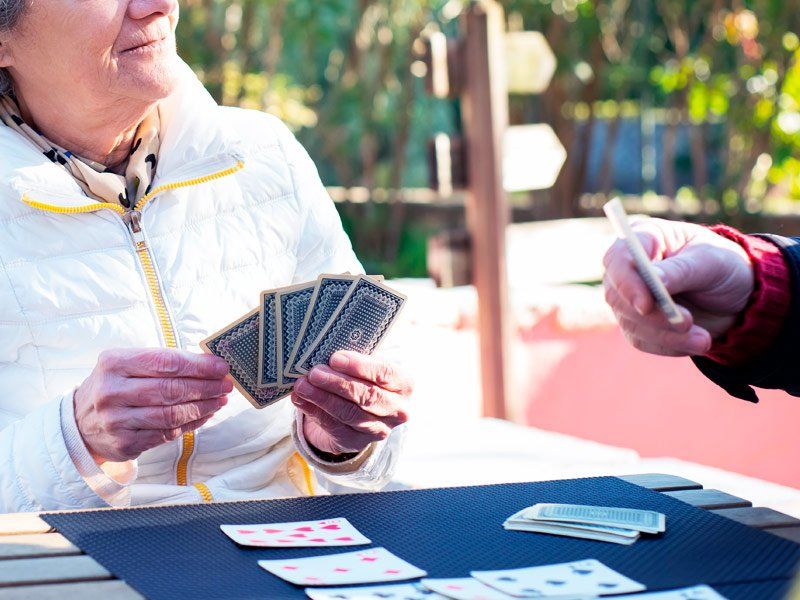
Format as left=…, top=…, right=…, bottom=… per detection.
left=176, top=0, right=800, bottom=513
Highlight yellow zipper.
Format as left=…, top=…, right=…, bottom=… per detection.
left=23, top=159, right=245, bottom=498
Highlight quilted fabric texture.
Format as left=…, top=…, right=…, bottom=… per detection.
left=0, top=58, right=404, bottom=512
left=43, top=477, right=800, bottom=600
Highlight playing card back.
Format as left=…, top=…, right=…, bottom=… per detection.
left=525, top=504, right=666, bottom=534
left=275, top=282, right=316, bottom=385
left=258, top=282, right=316, bottom=387
left=284, top=274, right=359, bottom=377
left=201, top=309, right=293, bottom=409
left=256, top=291, right=281, bottom=388
left=295, top=276, right=406, bottom=374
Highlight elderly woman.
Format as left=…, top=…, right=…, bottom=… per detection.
left=0, top=0, right=412, bottom=511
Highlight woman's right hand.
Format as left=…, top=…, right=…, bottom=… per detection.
left=74, top=349, right=232, bottom=464
left=602, top=218, right=754, bottom=357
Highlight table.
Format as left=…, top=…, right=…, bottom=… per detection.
left=0, top=473, right=797, bottom=599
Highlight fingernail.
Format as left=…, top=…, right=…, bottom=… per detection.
left=295, top=379, right=313, bottom=397
left=222, top=379, right=234, bottom=394
left=217, top=396, right=228, bottom=408
left=689, top=330, right=711, bottom=353
left=211, top=359, right=229, bottom=377
left=633, top=296, right=647, bottom=315
left=308, top=366, right=330, bottom=385
left=330, top=352, right=349, bottom=369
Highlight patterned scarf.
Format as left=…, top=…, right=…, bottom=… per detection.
left=0, top=94, right=160, bottom=208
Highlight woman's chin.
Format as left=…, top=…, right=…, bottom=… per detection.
left=116, top=55, right=181, bottom=102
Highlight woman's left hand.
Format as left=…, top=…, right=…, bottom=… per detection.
left=292, top=351, right=413, bottom=456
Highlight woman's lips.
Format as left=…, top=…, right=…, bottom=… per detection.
left=122, top=36, right=167, bottom=54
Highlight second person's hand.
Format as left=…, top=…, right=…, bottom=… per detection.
left=603, top=218, right=754, bottom=357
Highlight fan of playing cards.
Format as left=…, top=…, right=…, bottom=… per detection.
left=201, top=274, right=405, bottom=409
left=219, top=507, right=727, bottom=600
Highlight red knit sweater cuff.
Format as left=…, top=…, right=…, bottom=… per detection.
left=704, top=224, right=790, bottom=366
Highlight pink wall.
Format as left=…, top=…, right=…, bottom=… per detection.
left=517, top=313, right=800, bottom=488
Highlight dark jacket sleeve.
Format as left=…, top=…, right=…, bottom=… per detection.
left=692, top=234, right=800, bottom=402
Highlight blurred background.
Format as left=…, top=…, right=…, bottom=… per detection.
left=176, top=0, right=800, bottom=511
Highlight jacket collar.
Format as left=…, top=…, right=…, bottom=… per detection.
left=3, top=58, right=243, bottom=210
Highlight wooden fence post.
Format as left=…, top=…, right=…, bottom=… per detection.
left=460, top=0, right=511, bottom=419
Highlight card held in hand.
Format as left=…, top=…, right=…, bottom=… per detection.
left=295, top=276, right=406, bottom=374
left=284, top=274, right=359, bottom=378
left=201, top=309, right=292, bottom=409
left=259, top=282, right=315, bottom=387
left=257, top=290, right=281, bottom=388
left=274, top=282, right=316, bottom=385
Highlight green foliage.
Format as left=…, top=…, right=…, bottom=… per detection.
left=175, top=0, right=800, bottom=276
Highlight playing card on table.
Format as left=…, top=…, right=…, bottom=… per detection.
left=221, top=517, right=371, bottom=548
left=621, top=586, right=728, bottom=600
left=201, top=309, right=293, bottom=409
left=259, top=547, right=427, bottom=587
left=421, top=577, right=518, bottom=600
left=471, top=559, right=646, bottom=598
left=504, top=508, right=639, bottom=545
left=524, top=504, right=665, bottom=534
left=295, top=276, right=406, bottom=375
left=307, top=582, right=446, bottom=600
left=285, top=274, right=359, bottom=378
left=504, top=521, right=639, bottom=545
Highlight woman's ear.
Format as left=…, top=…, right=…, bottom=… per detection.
left=0, top=35, right=14, bottom=69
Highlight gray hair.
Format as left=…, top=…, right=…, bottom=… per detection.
left=0, top=0, right=26, bottom=95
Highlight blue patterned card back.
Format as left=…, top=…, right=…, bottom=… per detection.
left=257, top=292, right=280, bottom=387
left=275, top=283, right=315, bottom=384
left=296, top=276, right=406, bottom=374
left=202, top=310, right=292, bottom=409
left=284, top=275, right=357, bottom=377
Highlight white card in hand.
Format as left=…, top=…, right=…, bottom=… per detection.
left=259, top=547, right=427, bottom=586
left=472, top=559, right=646, bottom=597
left=306, top=582, right=446, bottom=600
left=221, top=518, right=371, bottom=548
left=621, top=585, right=728, bottom=600
left=421, top=577, right=518, bottom=600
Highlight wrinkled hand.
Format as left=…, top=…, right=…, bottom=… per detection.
left=292, top=351, right=413, bottom=456
left=74, top=349, right=232, bottom=463
left=603, top=218, right=753, bottom=357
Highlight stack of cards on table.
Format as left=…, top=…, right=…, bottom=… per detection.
left=503, top=504, right=666, bottom=545
left=201, top=274, right=405, bottom=409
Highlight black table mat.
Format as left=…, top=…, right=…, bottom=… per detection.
left=43, top=477, right=800, bottom=600
left=713, top=578, right=794, bottom=599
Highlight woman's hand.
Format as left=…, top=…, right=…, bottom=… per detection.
left=74, top=349, right=232, bottom=464
left=603, top=218, right=754, bottom=357
left=292, top=351, right=413, bottom=456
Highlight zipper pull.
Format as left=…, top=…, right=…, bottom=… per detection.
left=124, top=210, right=146, bottom=248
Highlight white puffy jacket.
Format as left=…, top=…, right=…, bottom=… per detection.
left=0, top=60, right=403, bottom=513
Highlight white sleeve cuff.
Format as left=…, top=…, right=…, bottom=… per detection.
left=292, top=411, right=375, bottom=475
left=60, top=390, right=136, bottom=507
